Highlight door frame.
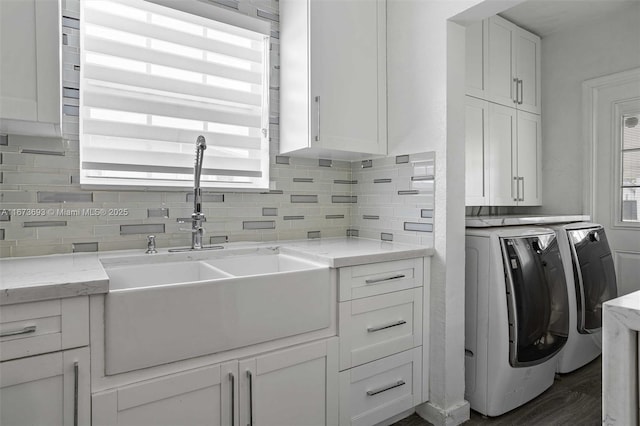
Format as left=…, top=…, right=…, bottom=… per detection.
left=582, top=67, right=640, bottom=220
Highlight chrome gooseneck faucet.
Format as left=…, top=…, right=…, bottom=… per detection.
left=191, top=135, right=207, bottom=250
left=169, top=135, right=223, bottom=252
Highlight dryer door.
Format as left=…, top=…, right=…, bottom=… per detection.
left=568, top=227, right=618, bottom=333
left=501, top=234, right=569, bottom=368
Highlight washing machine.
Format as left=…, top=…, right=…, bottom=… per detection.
left=550, top=222, right=618, bottom=374
left=465, top=226, right=570, bottom=417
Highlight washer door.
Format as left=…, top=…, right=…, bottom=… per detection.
left=501, top=234, right=569, bottom=368
left=568, top=227, right=618, bottom=333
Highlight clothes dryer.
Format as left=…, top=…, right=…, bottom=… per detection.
left=465, top=226, right=570, bottom=416
left=550, top=222, right=617, bottom=373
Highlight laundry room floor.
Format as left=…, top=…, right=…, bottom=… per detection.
left=393, top=357, right=602, bottom=426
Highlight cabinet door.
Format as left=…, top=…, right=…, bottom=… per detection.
left=0, top=0, right=60, bottom=125
left=239, top=338, right=339, bottom=426
left=514, top=29, right=541, bottom=114
left=488, top=103, right=517, bottom=206
left=465, top=20, right=488, bottom=99
left=516, top=111, right=542, bottom=206
left=92, top=361, right=236, bottom=426
left=0, top=347, right=90, bottom=426
left=465, top=96, right=490, bottom=206
left=487, top=16, right=517, bottom=108
left=310, top=0, right=386, bottom=155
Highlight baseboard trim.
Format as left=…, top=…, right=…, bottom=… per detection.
left=373, top=408, right=416, bottom=426
left=415, top=400, right=470, bottom=426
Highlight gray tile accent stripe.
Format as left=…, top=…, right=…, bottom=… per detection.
left=363, top=215, right=380, bottom=220
left=37, top=192, right=93, bottom=203
left=21, top=149, right=65, bottom=156
left=0, top=134, right=8, bottom=146
left=361, top=160, right=373, bottom=169
left=176, top=217, right=206, bottom=222
left=346, top=229, right=359, bottom=237
left=260, top=190, right=284, bottom=195
left=120, top=224, right=165, bottom=235
left=307, top=231, right=321, bottom=239
left=147, top=208, right=169, bottom=218
left=0, top=229, right=4, bottom=240
left=63, top=105, right=80, bottom=116
left=72, top=242, right=99, bottom=253
left=319, top=159, right=333, bottom=167
left=62, top=16, right=80, bottom=29
left=421, top=209, right=434, bottom=218
left=374, top=179, right=392, bottom=184
left=269, top=116, right=279, bottom=125
left=243, top=220, right=275, bottom=230
left=210, top=235, right=229, bottom=244
left=186, top=193, right=224, bottom=203
left=398, top=190, right=420, bottom=195
left=404, top=222, right=433, bottom=232
left=396, top=155, right=410, bottom=164
left=332, top=195, right=357, bottom=203
left=257, top=9, right=279, bottom=22
left=334, top=180, right=357, bottom=184
left=24, top=221, right=67, bottom=228
left=211, top=0, right=239, bottom=9
left=283, top=215, right=304, bottom=220
left=275, top=156, right=290, bottom=165
left=381, top=232, right=394, bottom=241
left=293, top=178, right=314, bottom=183
left=326, top=214, right=345, bottom=219
left=291, top=195, right=318, bottom=203
left=63, top=87, right=80, bottom=99
left=411, top=176, right=435, bottom=181
left=262, top=207, right=278, bottom=216
left=270, top=30, right=279, bottom=39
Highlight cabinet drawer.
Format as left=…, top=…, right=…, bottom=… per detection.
left=0, top=297, right=88, bottom=361
left=339, top=347, right=422, bottom=426
left=339, top=288, right=422, bottom=370
left=339, top=258, right=423, bottom=302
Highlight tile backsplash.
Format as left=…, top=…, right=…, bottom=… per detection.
left=0, top=0, right=436, bottom=257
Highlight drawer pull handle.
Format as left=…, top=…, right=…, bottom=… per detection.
left=229, top=372, right=235, bottom=426
left=0, top=325, right=36, bottom=338
left=246, top=370, right=253, bottom=426
left=366, top=380, right=406, bottom=396
left=367, top=320, right=407, bottom=333
left=365, top=274, right=406, bottom=285
left=73, top=361, right=79, bottom=426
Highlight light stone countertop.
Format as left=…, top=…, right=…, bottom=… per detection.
left=602, top=291, right=640, bottom=424
left=465, top=214, right=590, bottom=228
left=0, top=237, right=432, bottom=305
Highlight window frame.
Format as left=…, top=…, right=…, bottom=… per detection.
left=613, top=98, right=640, bottom=228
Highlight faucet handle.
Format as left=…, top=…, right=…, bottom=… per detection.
left=146, top=235, right=157, bottom=254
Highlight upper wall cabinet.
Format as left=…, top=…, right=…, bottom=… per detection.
left=280, top=0, right=387, bottom=159
left=0, top=0, right=61, bottom=137
left=466, top=15, right=541, bottom=115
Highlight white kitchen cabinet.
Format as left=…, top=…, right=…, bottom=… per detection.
left=487, top=103, right=541, bottom=206
left=465, top=20, right=488, bottom=100
left=280, top=0, right=386, bottom=159
left=93, top=339, right=339, bottom=426
left=486, top=15, right=541, bottom=114
left=0, top=0, right=61, bottom=136
left=239, top=338, right=339, bottom=426
left=0, top=347, right=90, bottom=426
left=465, top=96, right=490, bottom=206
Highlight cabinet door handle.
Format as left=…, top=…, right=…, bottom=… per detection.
left=513, top=78, right=519, bottom=103
left=513, top=176, right=519, bottom=202
left=518, top=79, right=524, bottom=105
left=246, top=370, right=253, bottom=426
left=365, top=274, right=405, bottom=285
left=73, top=361, right=79, bottom=426
left=229, top=373, right=235, bottom=426
left=367, top=320, right=407, bottom=333
left=0, top=325, right=36, bottom=338
left=366, top=380, right=406, bottom=396
left=519, top=177, right=524, bottom=201
left=315, top=96, right=321, bottom=142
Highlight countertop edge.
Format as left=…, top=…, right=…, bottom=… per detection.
left=0, top=278, right=109, bottom=306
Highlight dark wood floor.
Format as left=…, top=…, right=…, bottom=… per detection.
left=393, top=357, right=602, bottom=426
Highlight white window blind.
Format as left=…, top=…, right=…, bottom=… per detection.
left=80, top=0, right=270, bottom=190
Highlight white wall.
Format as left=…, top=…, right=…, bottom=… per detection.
left=533, top=2, right=640, bottom=215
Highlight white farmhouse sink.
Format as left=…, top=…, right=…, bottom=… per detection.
left=102, top=251, right=331, bottom=375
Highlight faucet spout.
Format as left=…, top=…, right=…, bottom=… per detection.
left=191, top=136, right=207, bottom=250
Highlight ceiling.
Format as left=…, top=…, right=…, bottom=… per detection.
left=500, top=0, right=640, bottom=37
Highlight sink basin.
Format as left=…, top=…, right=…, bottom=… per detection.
left=102, top=250, right=331, bottom=375
left=106, top=261, right=232, bottom=290
left=203, top=253, right=318, bottom=276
